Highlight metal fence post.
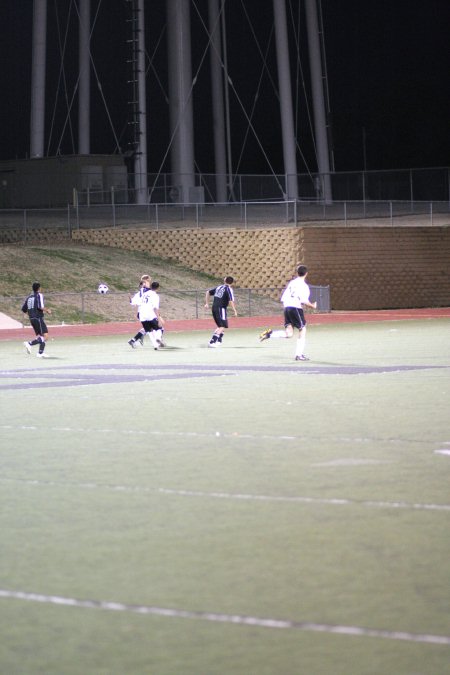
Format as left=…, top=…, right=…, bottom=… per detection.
left=23, top=209, right=27, bottom=243
left=81, top=292, right=85, bottom=323
left=74, top=188, right=80, bottom=230
left=410, top=169, right=414, bottom=210
left=390, top=201, right=393, bottom=226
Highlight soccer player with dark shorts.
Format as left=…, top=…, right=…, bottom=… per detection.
left=259, top=264, right=317, bottom=360
left=128, top=283, right=161, bottom=350
left=22, top=282, right=52, bottom=358
left=204, top=276, right=237, bottom=347
left=128, top=275, right=151, bottom=346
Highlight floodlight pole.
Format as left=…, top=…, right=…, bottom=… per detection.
left=273, top=0, right=298, bottom=200
left=304, top=0, right=333, bottom=203
left=208, top=0, right=227, bottom=203
left=167, top=0, right=195, bottom=204
left=78, top=0, right=91, bottom=155
left=134, top=0, right=148, bottom=204
left=30, top=0, right=47, bottom=158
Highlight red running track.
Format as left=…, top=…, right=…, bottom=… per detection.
left=1, top=308, right=449, bottom=341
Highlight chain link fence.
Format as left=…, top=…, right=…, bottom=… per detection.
left=1, top=286, right=330, bottom=326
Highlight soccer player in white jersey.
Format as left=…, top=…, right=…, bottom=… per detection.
left=149, top=281, right=165, bottom=347
left=259, top=265, right=317, bottom=361
left=128, top=279, right=160, bottom=350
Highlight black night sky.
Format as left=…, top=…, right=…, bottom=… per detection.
left=1, top=0, right=449, bottom=175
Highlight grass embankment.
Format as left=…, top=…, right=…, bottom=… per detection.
left=0, top=243, right=279, bottom=324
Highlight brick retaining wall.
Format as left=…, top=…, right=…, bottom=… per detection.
left=67, top=225, right=449, bottom=310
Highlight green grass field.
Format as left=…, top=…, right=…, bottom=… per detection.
left=1, top=320, right=449, bottom=674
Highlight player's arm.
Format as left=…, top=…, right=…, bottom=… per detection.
left=303, top=299, right=317, bottom=310
left=154, top=304, right=164, bottom=326
left=204, top=288, right=213, bottom=309
left=40, top=293, right=52, bottom=315
left=130, top=291, right=141, bottom=306
left=230, top=300, right=238, bottom=316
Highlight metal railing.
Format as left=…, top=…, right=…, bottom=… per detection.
left=0, top=199, right=448, bottom=242
left=1, top=165, right=449, bottom=208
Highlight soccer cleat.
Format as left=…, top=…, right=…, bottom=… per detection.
left=128, top=339, right=136, bottom=349
left=36, top=352, right=49, bottom=358
left=23, top=341, right=31, bottom=354
left=208, top=341, right=216, bottom=348
left=259, top=328, right=273, bottom=342
left=295, top=355, right=309, bottom=361
left=137, top=337, right=144, bottom=346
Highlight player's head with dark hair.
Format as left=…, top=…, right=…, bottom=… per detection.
left=151, top=281, right=160, bottom=290
left=297, top=265, right=308, bottom=277
left=32, top=282, right=40, bottom=292
left=224, top=276, right=234, bottom=285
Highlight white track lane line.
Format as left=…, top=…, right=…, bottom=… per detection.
left=0, top=589, right=449, bottom=646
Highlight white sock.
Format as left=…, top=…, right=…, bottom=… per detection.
left=295, top=329, right=306, bottom=357
left=148, top=332, right=158, bottom=348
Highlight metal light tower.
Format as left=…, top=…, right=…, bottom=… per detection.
left=78, top=0, right=91, bottom=155
left=273, top=0, right=299, bottom=200
left=304, top=0, right=332, bottom=202
left=30, top=0, right=47, bottom=158
left=167, top=0, right=195, bottom=203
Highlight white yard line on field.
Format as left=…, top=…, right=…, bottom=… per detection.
left=1, top=477, right=449, bottom=512
left=0, top=423, right=441, bottom=447
left=0, top=589, right=449, bottom=646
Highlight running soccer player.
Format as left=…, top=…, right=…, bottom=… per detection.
left=22, top=282, right=52, bottom=358
left=204, top=276, right=237, bottom=347
left=128, top=283, right=160, bottom=350
left=128, top=275, right=151, bottom=346
left=259, top=264, right=317, bottom=361
left=149, top=281, right=166, bottom=347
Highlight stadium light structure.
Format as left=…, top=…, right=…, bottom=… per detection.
left=29, top=0, right=333, bottom=204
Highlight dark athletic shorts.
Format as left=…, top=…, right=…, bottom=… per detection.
left=212, top=306, right=228, bottom=328
left=141, top=319, right=159, bottom=332
left=284, top=306, right=306, bottom=330
left=30, top=317, right=48, bottom=336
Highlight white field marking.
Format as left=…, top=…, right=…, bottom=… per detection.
left=2, top=477, right=450, bottom=512
left=0, top=589, right=449, bottom=646
left=0, top=424, right=295, bottom=442
left=312, top=459, right=392, bottom=467
left=0, top=424, right=436, bottom=446
left=435, top=450, right=450, bottom=456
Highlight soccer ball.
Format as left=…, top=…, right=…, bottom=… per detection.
left=97, top=283, right=109, bottom=294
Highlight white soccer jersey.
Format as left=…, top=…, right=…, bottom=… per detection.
left=147, top=290, right=160, bottom=311
left=130, top=289, right=157, bottom=321
left=281, top=277, right=310, bottom=308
